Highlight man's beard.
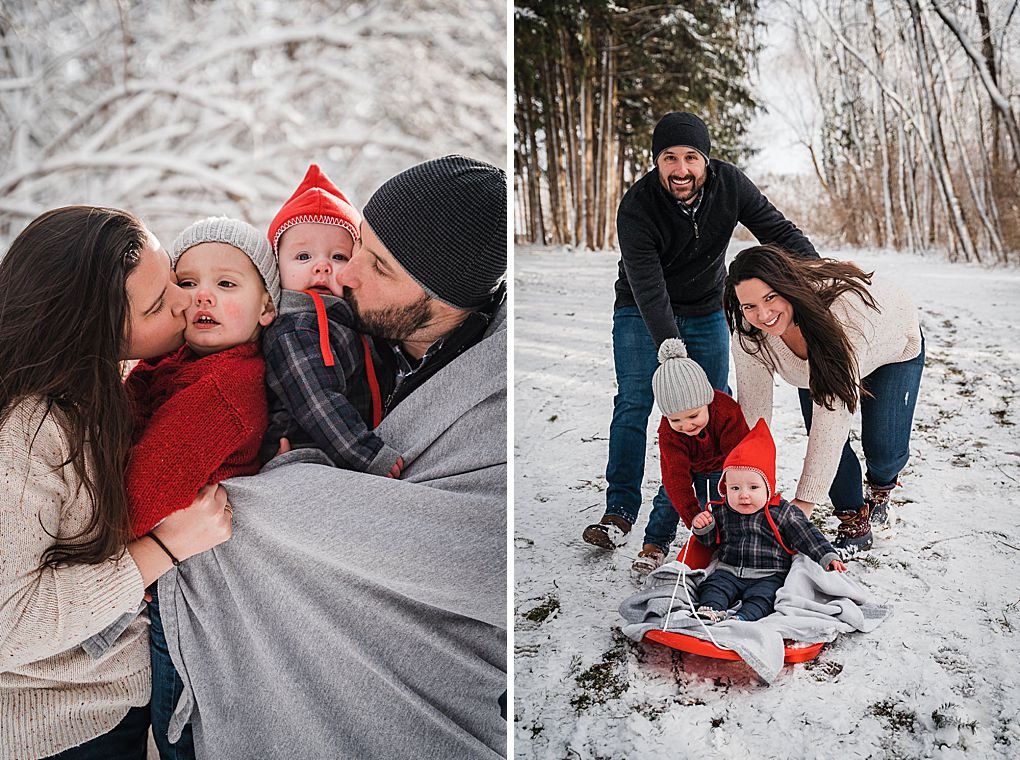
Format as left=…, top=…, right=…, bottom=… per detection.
left=344, top=287, right=433, bottom=341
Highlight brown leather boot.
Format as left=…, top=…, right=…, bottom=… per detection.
left=833, top=504, right=873, bottom=560
left=581, top=514, right=631, bottom=549
left=866, top=481, right=897, bottom=528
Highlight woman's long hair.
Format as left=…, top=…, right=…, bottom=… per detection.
left=0, top=206, right=146, bottom=566
left=723, top=244, right=878, bottom=413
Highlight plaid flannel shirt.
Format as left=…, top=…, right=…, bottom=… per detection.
left=694, top=498, right=838, bottom=572
left=262, top=293, right=398, bottom=474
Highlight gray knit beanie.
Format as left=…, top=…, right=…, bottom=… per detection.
left=652, top=112, right=711, bottom=163
left=652, top=338, right=715, bottom=416
left=171, top=217, right=281, bottom=309
left=362, top=155, right=507, bottom=309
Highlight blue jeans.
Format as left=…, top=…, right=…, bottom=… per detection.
left=798, top=335, right=925, bottom=513
left=148, top=587, right=195, bottom=760
left=606, top=306, right=730, bottom=528
left=44, top=705, right=149, bottom=760
left=643, top=471, right=721, bottom=553
left=697, top=569, right=787, bottom=622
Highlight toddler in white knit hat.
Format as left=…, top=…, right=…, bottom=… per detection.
left=628, top=338, right=752, bottom=579
left=124, top=216, right=279, bottom=756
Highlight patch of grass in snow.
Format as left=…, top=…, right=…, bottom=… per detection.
left=635, top=701, right=669, bottom=721
left=570, top=633, right=629, bottom=711
left=853, top=554, right=882, bottom=569
left=809, top=503, right=832, bottom=531
left=803, top=659, right=844, bottom=681
left=992, top=407, right=1015, bottom=427
left=870, top=700, right=918, bottom=732
left=521, top=594, right=560, bottom=624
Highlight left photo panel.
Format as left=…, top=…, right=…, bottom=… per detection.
left=0, top=2, right=508, bottom=759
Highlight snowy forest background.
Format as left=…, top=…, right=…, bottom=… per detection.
left=514, top=1, right=1020, bottom=758
left=514, top=0, right=1020, bottom=263
left=0, top=0, right=507, bottom=248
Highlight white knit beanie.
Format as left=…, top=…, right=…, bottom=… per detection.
left=652, top=338, right=715, bottom=415
left=171, top=217, right=281, bottom=309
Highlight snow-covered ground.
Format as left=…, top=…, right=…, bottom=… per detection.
left=514, top=243, right=1020, bottom=758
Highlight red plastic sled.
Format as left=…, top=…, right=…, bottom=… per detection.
left=641, top=537, right=825, bottom=663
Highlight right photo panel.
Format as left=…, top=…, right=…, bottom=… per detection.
left=514, top=1, right=1020, bottom=757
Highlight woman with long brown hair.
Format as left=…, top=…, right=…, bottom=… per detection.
left=0, top=206, right=233, bottom=760
left=724, top=244, right=924, bottom=559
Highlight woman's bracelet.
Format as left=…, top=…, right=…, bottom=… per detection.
left=147, top=531, right=180, bottom=566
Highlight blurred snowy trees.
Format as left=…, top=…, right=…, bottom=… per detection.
left=781, top=0, right=1019, bottom=262
left=0, top=0, right=507, bottom=246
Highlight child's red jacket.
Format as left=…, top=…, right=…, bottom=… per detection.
left=658, top=390, right=750, bottom=527
left=124, top=342, right=267, bottom=537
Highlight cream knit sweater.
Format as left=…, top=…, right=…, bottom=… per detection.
left=0, top=397, right=149, bottom=760
left=733, top=275, right=922, bottom=505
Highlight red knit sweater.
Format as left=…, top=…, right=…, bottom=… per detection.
left=658, top=390, right=750, bottom=527
left=125, top=342, right=268, bottom=537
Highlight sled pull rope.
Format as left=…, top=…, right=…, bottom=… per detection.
left=661, top=530, right=727, bottom=650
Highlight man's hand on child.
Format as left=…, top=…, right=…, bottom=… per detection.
left=692, top=511, right=714, bottom=529
left=828, top=559, right=847, bottom=572
left=387, top=457, right=404, bottom=479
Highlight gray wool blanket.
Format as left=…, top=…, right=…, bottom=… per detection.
left=619, top=554, right=889, bottom=683
left=158, top=305, right=507, bottom=759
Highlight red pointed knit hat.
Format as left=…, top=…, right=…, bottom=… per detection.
left=718, top=418, right=781, bottom=506
left=267, top=164, right=362, bottom=254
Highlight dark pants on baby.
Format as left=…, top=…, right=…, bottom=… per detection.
left=148, top=586, right=196, bottom=760
left=697, top=569, right=787, bottom=622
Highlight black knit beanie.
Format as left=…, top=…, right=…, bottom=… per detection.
left=652, top=112, right=711, bottom=163
left=363, top=155, right=507, bottom=310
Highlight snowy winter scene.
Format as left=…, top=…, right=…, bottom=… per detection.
left=514, top=244, right=1020, bottom=758
left=0, top=0, right=507, bottom=247
left=0, top=1, right=507, bottom=758
left=514, top=1, right=1020, bottom=758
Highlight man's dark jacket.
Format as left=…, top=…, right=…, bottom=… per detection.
left=615, top=159, right=817, bottom=346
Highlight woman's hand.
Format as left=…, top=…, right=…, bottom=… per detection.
left=128, top=484, right=232, bottom=587
left=152, top=484, right=233, bottom=561
left=827, top=559, right=847, bottom=573
left=791, top=498, right=814, bottom=517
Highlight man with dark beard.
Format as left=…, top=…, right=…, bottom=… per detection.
left=156, top=155, right=509, bottom=760
left=343, top=155, right=507, bottom=412
left=584, top=111, right=817, bottom=570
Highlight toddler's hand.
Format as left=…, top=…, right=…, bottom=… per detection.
left=387, top=457, right=404, bottom=479
left=828, top=559, right=847, bottom=573
left=275, top=437, right=291, bottom=457
left=692, top=511, right=713, bottom=530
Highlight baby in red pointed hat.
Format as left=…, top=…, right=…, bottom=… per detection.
left=690, top=418, right=846, bottom=623
left=268, top=163, right=362, bottom=296
left=260, top=164, right=403, bottom=478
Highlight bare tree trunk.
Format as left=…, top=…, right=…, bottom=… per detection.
left=907, top=0, right=977, bottom=261
left=931, top=0, right=1020, bottom=174
left=868, top=0, right=895, bottom=247
left=928, top=8, right=1003, bottom=259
